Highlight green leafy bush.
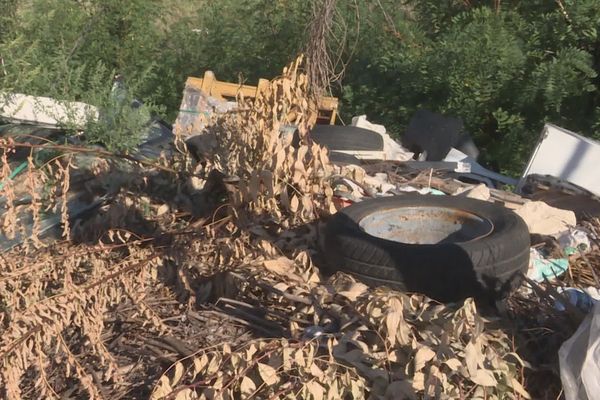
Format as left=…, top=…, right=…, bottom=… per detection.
left=0, top=0, right=599, bottom=171
left=341, top=0, right=600, bottom=173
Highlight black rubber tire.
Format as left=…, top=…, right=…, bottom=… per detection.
left=323, top=195, right=530, bottom=302
left=328, top=151, right=362, bottom=166
left=310, top=125, right=384, bottom=151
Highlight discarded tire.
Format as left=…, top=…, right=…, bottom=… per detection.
left=328, top=151, right=362, bottom=166
left=323, top=195, right=530, bottom=302
left=310, top=125, right=384, bottom=151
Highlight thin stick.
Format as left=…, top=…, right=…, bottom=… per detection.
left=428, top=168, right=433, bottom=189
left=0, top=141, right=177, bottom=173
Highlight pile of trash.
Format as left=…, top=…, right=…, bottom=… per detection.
left=0, top=57, right=599, bottom=399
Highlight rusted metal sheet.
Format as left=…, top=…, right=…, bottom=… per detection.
left=359, top=206, right=493, bottom=245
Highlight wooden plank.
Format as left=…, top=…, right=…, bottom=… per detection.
left=257, top=78, right=269, bottom=95
left=201, top=71, right=221, bottom=99
left=184, top=72, right=338, bottom=124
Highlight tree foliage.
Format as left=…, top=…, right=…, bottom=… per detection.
left=341, top=0, right=600, bottom=173
left=0, top=0, right=599, bottom=171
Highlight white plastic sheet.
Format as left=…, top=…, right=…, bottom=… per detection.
left=351, top=115, right=414, bottom=161
left=0, top=92, right=98, bottom=129
left=559, top=302, right=600, bottom=400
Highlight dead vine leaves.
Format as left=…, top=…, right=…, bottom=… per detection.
left=0, top=56, right=529, bottom=400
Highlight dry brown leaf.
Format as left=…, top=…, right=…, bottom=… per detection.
left=206, top=355, right=220, bottom=375
left=310, top=363, right=324, bottom=379
left=510, top=377, right=531, bottom=399
left=386, top=303, right=403, bottom=346
left=470, top=369, right=497, bottom=387
left=327, top=380, right=340, bottom=400
left=464, top=341, right=481, bottom=377
left=350, top=380, right=363, bottom=398
left=412, top=372, right=425, bottom=391
left=156, top=204, right=170, bottom=216
left=282, top=347, right=292, bottom=371
left=240, top=376, right=257, bottom=395
left=444, top=358, right=462, bottom=372
left=306, top=380, right=325, bottom=400
left=338, top=281, right=368, bottom=301
left=175, top=388, right=194, bottom=400
left=301, top=195, right=314, bottom=219
left=193, top=354, right=208, bottom=379
left=246, top=345, right=257, bottom=362
left=263, top=257, right=295, bottom=276
left=273, top=146, right=286, bottom=170
left=273, top=282, right=289, bottom=291
left=172, top=361, right=185, bottom=387
left=290, top=195, right=299, bottom=212
left=414, top=347, right=435, bottom=372
left=152, top=375, right=173, bottom=399
left=257, top=362, right=279, bottom=386
left=294, top=349, right=305, bottom=368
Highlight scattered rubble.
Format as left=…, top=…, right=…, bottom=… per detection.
left=444, top=147, right=518, bottom=187
left=0, top=58, right=599, bottom=399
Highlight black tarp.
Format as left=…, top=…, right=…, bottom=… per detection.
left=402, top=109, right=479, bottom=161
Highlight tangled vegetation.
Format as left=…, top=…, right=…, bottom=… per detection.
left=1, top=0, right=599, bottom=397
left=0, top=58, right=533, bottom=399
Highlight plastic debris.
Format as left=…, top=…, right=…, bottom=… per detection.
left=302, top=325, right=326, bottom=340
left=331, top=177, right=366, bottom=209
left=351, top=115, right=413, bottom=161
left=404, top=160, right=471, bottom=173
left=554, top=287, right=598, bottom=313
left=558, top=228, right=592, bottom=256
left=583, top=286, right=600, bottom=301
left=444, top=147, right=518, bottom=186
left=363, top=173, right=396, bottom=195
left=403, top=110, right=479, bottom=161
left=396, top=186, right=446, bottom=196
left=559, top=302, right=600, bottom=400
left=528, top=248, right=569, bottom=282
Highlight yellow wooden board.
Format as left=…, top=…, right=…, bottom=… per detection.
left=186, top=71, right=338, bottom=125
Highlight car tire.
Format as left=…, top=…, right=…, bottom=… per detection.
left=323, top=195, right=530, bottom=302
left=328, top=151, right=362, bottom=166
left=310, top=125, right=384, bottom=151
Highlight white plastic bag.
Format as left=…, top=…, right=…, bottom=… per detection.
left=351, top=115, right=414, bottom=161
left=559, top=302, right=600, bottom=400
